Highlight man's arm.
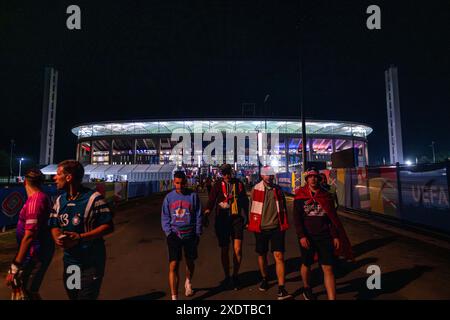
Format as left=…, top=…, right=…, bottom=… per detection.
left=204, top=183, right=218, bottom=214
left=80, top=222, right=113, bottom=241
left=63, top=223, right=113, bottom=248
left=14, top=230, right=35, bottom=264
left=248, top=188, right=254, bottom=215
left=293, top=199, right=306, bottom=239
left=237, top=182, right=249, bottom=222
left=50, top=228, right=64, bottom=247
left=64, top=195, right=114, bottom=246
left=195, top=193, right=203, bottom=236
left=14, top=197, right=43, bottom=263
left=161, top=196, right=172, bottom=236
left=48, top=197, right=64, bottom=246
left=330, top=222, right=339, bottom=239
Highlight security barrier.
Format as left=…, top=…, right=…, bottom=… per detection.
left=0, top=180, right=173, bottom=229
left=276, top=161, right=450, bottom=234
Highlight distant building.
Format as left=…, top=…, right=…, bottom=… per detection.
left=70, top=118, right=373, bottom=172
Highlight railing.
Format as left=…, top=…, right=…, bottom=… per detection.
left=331, top=161, right=450, bottom=234
left=0, top=179, right=174, bottom=230
left=275, top=161, right=450, bottom=234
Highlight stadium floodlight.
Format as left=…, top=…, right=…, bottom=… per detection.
left=18, top=157, right=25, bottom=178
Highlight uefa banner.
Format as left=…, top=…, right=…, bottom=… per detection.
left=399, top=167, right=450, bottom=232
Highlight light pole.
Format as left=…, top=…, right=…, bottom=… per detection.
left=18, top=158, right=24, bottom=179
left=297, top=9, right=307, bottom=174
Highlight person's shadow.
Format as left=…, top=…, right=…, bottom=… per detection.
left=192, top=269, right=262, bottom=300
left=314, top=265, right=433, bottom=299
left=287, top=256, right=379, bottom=298
left=351, top=236, right=398, bottom=258
left=287, top=236, right=398, bottom=299
left=193, top=257, right=302, bottom=300
left=193, top=236, right=408, bottom=300
left=122, top=291, right=166, bottom=300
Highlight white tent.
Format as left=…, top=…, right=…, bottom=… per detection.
left=40, top=163, right=176, bottom=182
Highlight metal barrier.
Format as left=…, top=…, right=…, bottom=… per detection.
left=275, top=161, right=450, bottom=234
left=0, top=180, right=173, bottom=229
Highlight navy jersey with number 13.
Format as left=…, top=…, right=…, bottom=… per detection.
left=49, top=187, right=113, bottom=266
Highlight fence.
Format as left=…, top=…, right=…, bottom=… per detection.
left=0, top=178, right=174, bottom=229
left=276, top=161, right=450, bottom=234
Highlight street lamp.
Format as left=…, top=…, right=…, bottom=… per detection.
left=18, top=157, right=25, bottom=179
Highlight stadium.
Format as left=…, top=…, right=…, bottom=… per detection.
left=69, top=118, right=372, bottom=179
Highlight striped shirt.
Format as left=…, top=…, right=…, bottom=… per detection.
left=49, top=187, right=113, bottom=265
left=16, top=191, right=53, bottom=260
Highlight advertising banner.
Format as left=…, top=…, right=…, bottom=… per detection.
left=368, top=167, right=399, bottom=217
left=276, top=172, right=293, bottom=194
left=400, top=167, right=450, bottom=232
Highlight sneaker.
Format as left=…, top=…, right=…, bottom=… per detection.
left=258, top=278, right=269, bottom=292
left=231, top=276, right=241, bottom=291
left=185, top=279, right=194, bottom=297
left=277, top=287, right=293, bottom=300
left=302, top=287, right=316, bottom=300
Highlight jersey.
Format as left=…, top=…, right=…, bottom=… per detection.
left=49, top=187, right=113, bottom=266
left=16, top=191, right=53, bottom=261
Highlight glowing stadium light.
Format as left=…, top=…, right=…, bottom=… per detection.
left=405, top=160, right=413, bottom=166
left=271, top=158, right=279, bottom=168
left=258, top=132, right=263, bottom=157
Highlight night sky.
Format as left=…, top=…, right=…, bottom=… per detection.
left=1, top=0, right=449, bottom=166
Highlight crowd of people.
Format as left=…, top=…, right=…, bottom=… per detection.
left=5, top=160, right=114, bottom=300
left=4, top=160, right=351, bottom=301
left=161, top=163, right=352, bottom=301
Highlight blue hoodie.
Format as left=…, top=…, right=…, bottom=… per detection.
left=161, top=189, right=202, bottom=239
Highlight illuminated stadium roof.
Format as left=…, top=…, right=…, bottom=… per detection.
left=72, top=119, right=373, bottom=139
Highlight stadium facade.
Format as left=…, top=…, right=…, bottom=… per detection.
left=72, top=118, right=372, bottom=174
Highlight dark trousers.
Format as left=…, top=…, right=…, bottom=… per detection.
left=22, top=246, right=55, bottom=296
left=63, top=262, right=105, bottom=300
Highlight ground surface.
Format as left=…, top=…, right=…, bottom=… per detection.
left=1, top=191, right=449, bottom=300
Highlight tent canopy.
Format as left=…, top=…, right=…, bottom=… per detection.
left=39, top=163, right=176, bottom=182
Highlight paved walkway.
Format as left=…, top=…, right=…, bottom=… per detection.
left=1, top=192, right=450, bottom=300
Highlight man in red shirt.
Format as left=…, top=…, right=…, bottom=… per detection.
left=293, top=168, right=353, bottom=300
left=204, top=164, right=248, bottom=290
left=248, top=165, right=292, bottom=300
